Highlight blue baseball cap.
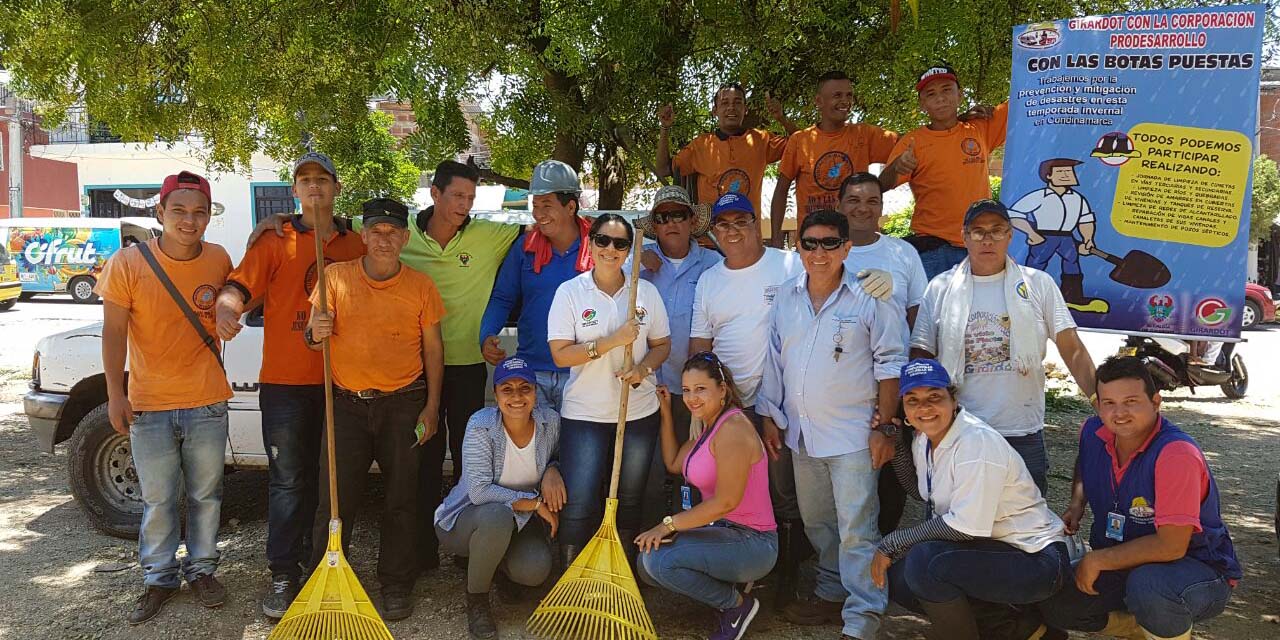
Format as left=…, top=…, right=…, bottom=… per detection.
left=898, top=358, right=953, bottom=396
left=962, top=199, right=1011, bottom=227
left=711, top=192, right=754, bottom=219
left=493, top=356, right=536, bottom=386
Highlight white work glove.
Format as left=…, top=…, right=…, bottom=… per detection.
left=856, top=269, right=894, bottom=301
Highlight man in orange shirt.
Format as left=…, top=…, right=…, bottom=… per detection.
left=880, top=63, right=1009, bottom=279
left=97, top=171, right=233, bottom=625
left=213, top=152, right=366, bottom=619
left=656, top=83, right=799, bottom=219
left=770, top=71, right=900, bottom=247
left=306, top=197, right=445, bottom=621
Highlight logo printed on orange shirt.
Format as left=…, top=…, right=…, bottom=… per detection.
left=961, top=138, right=982, bottom=157
left=718, top=168, right=751, bottom=196
left=304, top=258, right=336, bottom=295
left=814, top=151, right=852, bottom=191
left=192, top=284, right=217, bottom=311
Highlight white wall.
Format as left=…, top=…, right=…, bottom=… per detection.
left=29, top=141, right=286, bottom=263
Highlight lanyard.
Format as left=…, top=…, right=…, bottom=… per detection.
left=924, top=439, right=936, bottom=519
left=683, top=409, right=730, bottom=478
left=1109, top=445, right=1146, bottom=514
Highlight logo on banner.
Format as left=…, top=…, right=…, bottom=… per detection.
left=1194, top=298, right=1231, bottom=327
left=1017, top=22, right=1062, bottom=49
left=1146, top=294, right=1174, bottom=322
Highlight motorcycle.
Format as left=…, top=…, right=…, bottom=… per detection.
left=1118, top=335, right=1248, bottom=399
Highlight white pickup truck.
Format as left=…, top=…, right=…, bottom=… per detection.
left=21, top=209, right=553, bottom=539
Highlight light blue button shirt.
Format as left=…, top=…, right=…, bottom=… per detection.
left=757, top=268, right=907, bottom=458
left=639, top=240, right=723, bottom=389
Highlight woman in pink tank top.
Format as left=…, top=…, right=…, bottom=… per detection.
left=633, top=352, right=778, bottom=640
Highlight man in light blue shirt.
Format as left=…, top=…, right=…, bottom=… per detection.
left=633, top=186, right=722, bottom=527
left=758, top=209, right=907, bottom=639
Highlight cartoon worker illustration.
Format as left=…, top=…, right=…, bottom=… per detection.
left=1009, top=158, right=1109, bottom=313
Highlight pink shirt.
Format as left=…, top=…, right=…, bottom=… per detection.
left=684, top=408, right=777, bottom=532
left=1088, top=417, right=1210, bottom=532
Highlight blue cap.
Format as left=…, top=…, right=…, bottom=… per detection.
left=493, top=356, right=536, bottom=386
left=711, top=192, right=754, bottom=219
left=962, top=199, right=1011, bottom=227
left=898, top=358, right=953, bottom=396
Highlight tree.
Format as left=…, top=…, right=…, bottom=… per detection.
left=303, top=110, right=421, bottom=218
left=2, top=1, right=1273, bottom=208
left=1252, top=155, right=1280, bottom=245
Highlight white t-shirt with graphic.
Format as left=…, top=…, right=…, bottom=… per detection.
left=690, top=248, right=804, bottom=406
left=913, top=268, right=1075, bottom=436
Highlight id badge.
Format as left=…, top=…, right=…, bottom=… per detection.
left=1105, top=511, right=1126, bottom=542
left=680, top=485, right=692, bottom=511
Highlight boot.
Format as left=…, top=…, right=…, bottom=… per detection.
left=1141, top=625, right=1191, bottom=640
left=919, top=597, right=979, bottom=640
left=466, top=591, right=498, bottom=640
left=1100, top=611, right=1146, bottom=640
left=559, top=543, right=582, bottom=572
left=1060, top=274, right=1086, bottom=306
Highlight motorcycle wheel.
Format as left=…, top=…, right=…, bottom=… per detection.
left=1219, top=353, right=1248, bottom=399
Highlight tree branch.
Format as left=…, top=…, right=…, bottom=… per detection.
left=467, top=155, right=530, bottom=190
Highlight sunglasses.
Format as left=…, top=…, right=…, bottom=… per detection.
left=590, top=233, right=633, bottom=251
left=652, top=210, right=690, bottom=225
left=798, top=236, right=846, bottom=251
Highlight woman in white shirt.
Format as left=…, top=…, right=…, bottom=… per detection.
left=547, top=213, right=672, bottom=565
left=870, top=358, right=1070, bottom=640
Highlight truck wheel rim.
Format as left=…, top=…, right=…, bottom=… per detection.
left=1242, top=305, right=1255, bottom=327
left=75, top=280, right=93, bottom=300
left=97, top=434, right=143, bottom=512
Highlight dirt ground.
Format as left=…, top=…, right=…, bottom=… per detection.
left=0, top=364, right=1277, bottom=640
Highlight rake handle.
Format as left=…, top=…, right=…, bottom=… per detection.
left=313, top=217, right=339, bottom=520
left=607, top=231, right=646, bottom=500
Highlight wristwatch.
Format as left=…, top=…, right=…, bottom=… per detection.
left=304, top=327, right=321, bottom=346
left=874, top=422, right=900, bottom=438
left=587, top=340, right=601, bottom=360
left=661, top=515, right=677, bottom=534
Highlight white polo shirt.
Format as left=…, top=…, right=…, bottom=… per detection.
left=843, top=234, right=928, bottom=347
left=547, top=271, right=671, bottom=422
left=913, top=408, right=1064, bottom=553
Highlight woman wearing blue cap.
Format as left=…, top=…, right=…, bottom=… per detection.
left=870, top=358, right=1071, bottom=640
left=434, top=357, right=565, bottom=640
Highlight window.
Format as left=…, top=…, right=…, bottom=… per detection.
left=87, top=187, right=160, bottom=218
left=253, top=185, right=295, bottom=223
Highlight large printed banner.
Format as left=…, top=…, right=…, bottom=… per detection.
left=1004, top=5, right=1263, bottom=339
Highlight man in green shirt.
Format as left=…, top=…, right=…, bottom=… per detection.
left=398, top=160, right=520, bottom=572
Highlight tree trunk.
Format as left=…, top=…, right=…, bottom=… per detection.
left=597, top=141, right=625, bottom=210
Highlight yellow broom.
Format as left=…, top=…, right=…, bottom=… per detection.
left=527, top=226, right=657, bottom=640
left=268, top=216, right=394, bottom=640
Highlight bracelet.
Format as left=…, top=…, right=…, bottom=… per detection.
left=587, top=340, right=601, bottom=360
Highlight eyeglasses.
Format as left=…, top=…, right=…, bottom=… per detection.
left=711, top=217, right=755, bottom=232
left=652, top=210, right=690, bottom=225
left=590, top=233, right=633, bottom=251
left=798, top=236, right=846, bottom=251
left=965, top=227, right=1012, bottom=242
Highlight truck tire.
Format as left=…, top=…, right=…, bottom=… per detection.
left=67, top=403, right=143, bottom=539
left=0, top=298, right=14, bottom=311
left=69, top=275, right=99, bottom=304
left=1242, top=299, right=1261, bottom=330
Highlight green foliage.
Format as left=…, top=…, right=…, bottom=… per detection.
left=286, top=110, right=421, bottom=218
left=1251, top=155, right=1280, bottom=245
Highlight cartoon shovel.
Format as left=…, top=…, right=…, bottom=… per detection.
left=1088, top=247, right=1170, bottom=289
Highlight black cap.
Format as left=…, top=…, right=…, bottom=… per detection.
left=362, top=198, right=410, bottom=228
left=962, top=199, right=1010, bottom=227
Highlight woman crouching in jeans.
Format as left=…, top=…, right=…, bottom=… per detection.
left=635, top=352, right=778, bottom=640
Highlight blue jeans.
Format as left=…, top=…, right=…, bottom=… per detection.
left=1038, top=556, right=1233, bottom=638
left=638, top=522, right=778, bottom=610
left=534, top=370, right=569, bottom=413
left=130, top=402, right=229, bottom=588
left=1026, top=233, right=1082, bottom=276
left=1004, top=431, right=1049, bottom=496
left=917, top=243, right=969, bottom=281
left=793, top=445, right=885, bottom=639
left=559, top=413, right=659, bottom=547
left=260, top=383, right=324, bottom=579
left=888, top=540, right=1070, bottom=609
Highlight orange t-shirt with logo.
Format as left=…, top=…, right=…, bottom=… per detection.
left=227, top=217, right=366, bottom=385
left=672, top=128, right=788, bottom=214
left=779, top=123, right=899, bottom=222
left=887, top=102, right=1009, bottom=246
left=95, top=239, right=233, bottom=411
left=310, top=259, right=446, bottom=393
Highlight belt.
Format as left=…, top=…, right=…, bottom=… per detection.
left=1036, top=230, right=1075, bottom=237
left=335, top=379, right=426, bottom=400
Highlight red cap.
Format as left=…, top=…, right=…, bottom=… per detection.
left=916, top=64, right=959, bottom=92
left=159, top=171, right=212, bottom=204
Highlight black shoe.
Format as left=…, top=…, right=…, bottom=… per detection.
left=559, top=544, right=582, bottom=570
left=781, top=595, right=843, bottom=626
left=920, top=596, right=979, bottom=640
left=262, top=574, right=300, bottom=620
left=127, top=586, right=179, bottom=625
left=467, top=591, right=498, bottom=639
left=382, top=589, right=415, bottom=621
left=189, top=573, right=226, bottom=608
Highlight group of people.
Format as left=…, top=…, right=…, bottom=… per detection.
left=96, top=62, right=1238, bottom=640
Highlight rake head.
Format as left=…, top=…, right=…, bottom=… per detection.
left=527, top=499, right=657, bottom=640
